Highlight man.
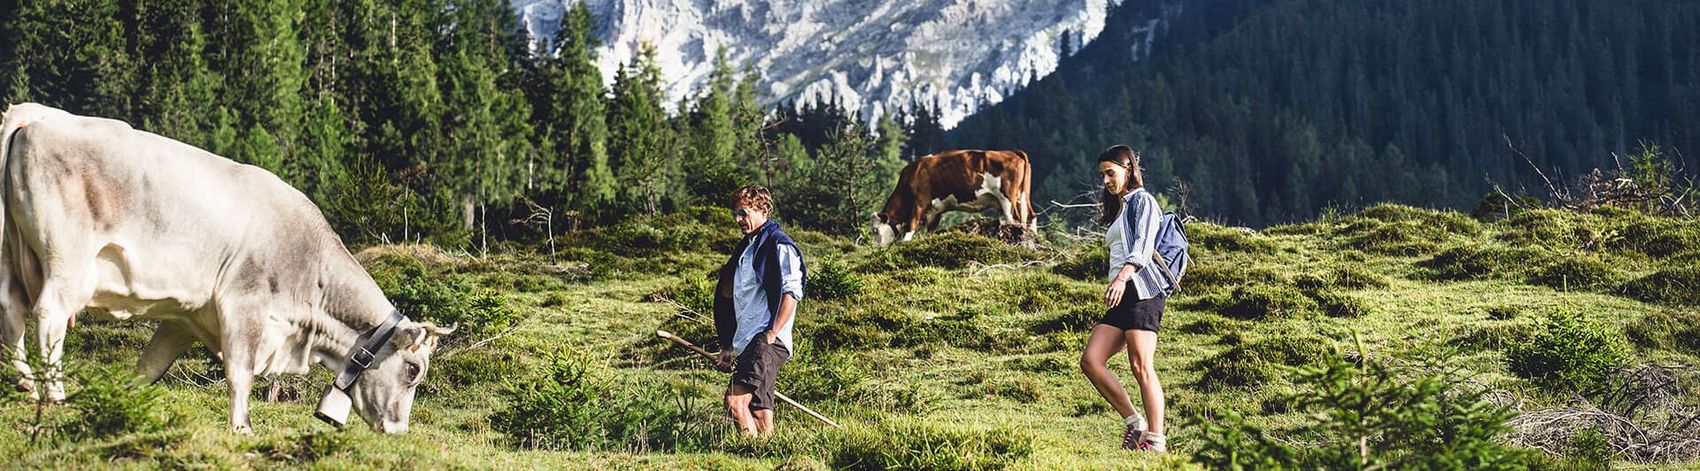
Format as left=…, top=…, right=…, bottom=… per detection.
left=713, top=185, right=806, bottom=437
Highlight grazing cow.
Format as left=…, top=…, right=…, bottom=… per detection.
left=871, top=149, right=1035, bottom=245
left=0, top=103, right=452, bottom=434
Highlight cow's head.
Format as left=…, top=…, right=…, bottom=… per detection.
left=872, top=212, right=905, bottom=245
left=342, top=321, right=454, bottom=434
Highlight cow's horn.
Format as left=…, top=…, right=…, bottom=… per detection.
left=430, top=323, right=458, bottom=337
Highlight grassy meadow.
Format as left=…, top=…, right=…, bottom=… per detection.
left=1, top=204, right=1697, bottom=469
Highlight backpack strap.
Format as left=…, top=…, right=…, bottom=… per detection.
left=1151, top=251, right=1180, bottom=293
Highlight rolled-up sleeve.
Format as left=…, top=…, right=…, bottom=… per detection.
left=779, top=245, right=805, bottom=301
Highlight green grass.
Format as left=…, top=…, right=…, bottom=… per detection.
left=1, top=205, right=1696, bottom=469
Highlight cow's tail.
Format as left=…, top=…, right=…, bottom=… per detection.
left=1014, top=149, right=1036, bottom=228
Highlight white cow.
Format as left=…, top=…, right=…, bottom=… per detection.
left=0, top=103, right=451, bottom=434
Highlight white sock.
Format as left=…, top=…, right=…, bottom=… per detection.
left=1123, top=413, right=1147, bottom=431
left=1142, top=431, right=1166, bottom=445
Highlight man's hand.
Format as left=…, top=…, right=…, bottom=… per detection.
left=762, top=330, right=779, bottom=345
left=716, top=350, right=734, bottom=372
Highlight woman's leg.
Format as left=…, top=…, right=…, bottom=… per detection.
left=1079, top=324, right=1136, bottom=418
left=1125, top=329, right=1165, bottom=434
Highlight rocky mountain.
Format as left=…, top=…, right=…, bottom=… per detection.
left=509, top=0, right=1148, bottom=128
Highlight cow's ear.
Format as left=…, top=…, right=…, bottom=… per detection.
left=393, top=322, right=456, bottom=353
left=392, top=325, right=429, bottom=353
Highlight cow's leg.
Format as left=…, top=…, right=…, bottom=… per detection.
left=994, top=192, right=1016, bottom=224
left=31, top=281, right=84, bottom=402
left=137, top=322, right=197, bottom=384
left=217, top=300, right=266, bottom=434
left=0, top=275, right=33, bottom=394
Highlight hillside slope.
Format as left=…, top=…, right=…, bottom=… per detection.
left=1, top=205, right=1696, bottom=468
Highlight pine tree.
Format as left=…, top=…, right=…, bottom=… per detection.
left=2, top=0, right=137, bottom=117
left=532, top=2, right=614, bottom=215
left=433, top=0, right=534, bottom=235
left=607, top=45, right=675, bottom=216
left=683, top=47, right=745, bottom=203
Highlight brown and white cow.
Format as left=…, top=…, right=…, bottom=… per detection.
left=0, top=103, right=451, bottom=434
left=871, top=149, right=1035, bottom=244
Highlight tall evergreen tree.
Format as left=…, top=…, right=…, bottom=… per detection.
left=607, top=45, right=675, bottom=216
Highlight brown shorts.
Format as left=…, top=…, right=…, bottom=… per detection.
left=729, top=339, right=790, bottom=411
left=1099, top=286, right=1165, bottom=332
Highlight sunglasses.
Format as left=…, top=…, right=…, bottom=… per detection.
left=732, top=209, right=750, bottom=218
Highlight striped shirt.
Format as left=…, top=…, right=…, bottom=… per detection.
left=1105, top=188, right=1170, bottom=300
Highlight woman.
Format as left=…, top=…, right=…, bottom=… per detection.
left=1078, top=145, right=1170, bottom=452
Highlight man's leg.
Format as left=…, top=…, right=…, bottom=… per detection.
left=724, top=385, right=759, bottom=436
left=753, top=408, right=774, bottom=437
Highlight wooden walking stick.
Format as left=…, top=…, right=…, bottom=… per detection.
left=656, top=330, right=842, bottom=429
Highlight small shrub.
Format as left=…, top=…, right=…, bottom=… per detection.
left=1194, top=354, right=1536, bottom=469
left=1621, top=267, right=1700, bottom=306
left=830, top=421, right=1034, bottom=470
left=378, top=271, right=519, bottom=343
left=655, top=274, right=717, bottom=316
left=57, top=363, right=179, bottom=441
left=1218, top=284, right=1318, bottom=320
left=1197, top=334, right=1333, bottom=391
left=1625, top=310, right=1700, bottom=355
left=490, top=351, right=696, bottom=452
left=1527, top=257, right=1626, bottom=291
left=807, top=260, right=863, bottom=301
left=1506, top=309, right=1632, bottom=391
left=1419, top=245, right=1553, bottom=281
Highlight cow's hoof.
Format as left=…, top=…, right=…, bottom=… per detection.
left=233, top=424, right=254, bottom=435
left=45, top=386, right=66, bottom=403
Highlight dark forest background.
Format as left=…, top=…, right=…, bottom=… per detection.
left=950, top=0, right=1700, bottom=226
left=2, top=0, right=1695, bottom=246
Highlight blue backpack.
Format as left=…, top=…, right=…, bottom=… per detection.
left=1150, top=212, right=1190, bottom=295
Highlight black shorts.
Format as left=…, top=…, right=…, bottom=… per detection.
left=729, top=339, right=790, bottom=411
left=1099, top=286, right=1165, bottom=332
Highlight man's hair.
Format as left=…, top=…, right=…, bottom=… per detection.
left=729, top=185, right=775, bottom=214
